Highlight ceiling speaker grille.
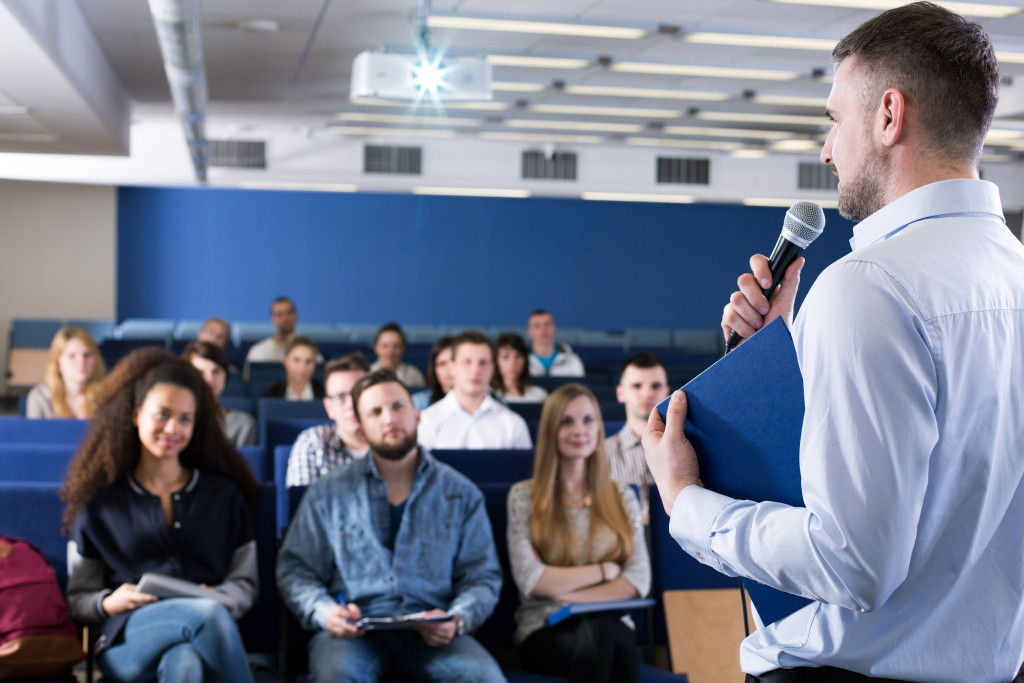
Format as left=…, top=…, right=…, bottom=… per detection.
left=522, top=151, right=577, bottom=180
left=657, top=157, right=709, bottom=185
left=364, top=145, right=422, bottom=174
left=208, top=140, right=266, bottom=169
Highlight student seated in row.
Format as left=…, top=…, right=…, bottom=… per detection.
left=507, top=383, right=651, bottom=683
left=62, top=348, right=261, bottom=682
left=370, top=322, right=427, bottom=387
left=492, top=332, right=548, bottom=404
left=183, top=341, right=256, bottom=447
left=27, top=326, right=106, bottom=419
left=286, top=352, right=371, bottom=487
left=277, top=369, right=505, bottom=683
left=526, top=310, right=585, bottom=378
left=263, top=336, right=325, bottom=400
left=418, top=330, right=532, bottom=451
left=413, top=336, right=455, bottom=410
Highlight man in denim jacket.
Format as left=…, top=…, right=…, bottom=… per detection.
left=277, top=369, right=506, bottom=683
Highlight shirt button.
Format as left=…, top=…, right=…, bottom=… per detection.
left=173, top=522, right=181, bottom=529
left=173, top=494, right=180, bottom=501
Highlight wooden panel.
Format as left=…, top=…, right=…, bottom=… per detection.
left=7, top=348, right=48, bottom=387
left=664, top=588, right=752, bottom=683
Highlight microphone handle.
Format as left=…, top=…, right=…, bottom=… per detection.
left=724, top=238, right=805, bottom=354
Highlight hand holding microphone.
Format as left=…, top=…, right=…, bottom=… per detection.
left=723, top=202, right=825, bottom=353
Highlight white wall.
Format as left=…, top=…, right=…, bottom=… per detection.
left=0, top=179, right=116, bottom=392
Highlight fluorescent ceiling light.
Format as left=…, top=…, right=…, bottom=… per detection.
left=626, top=137, right=743, bottom=150
left=337, top=112, right=480, bottom=126
left=531, top=103, right=680, bottom=118
left=730, top=149, right=770, bottom=158
left=352, top=97, right=508, bottom=111
left=487, top=55, right=590, bottom=69
left=328, top=126, right=458, bottom=138
left=506, top=119, right=643, bottom=133
left=413, top=186, right=531, bottom=198
left=662, top=125, right=791, bottom=140
left=985, top=128, right=1024, bottom=142
left=698, top=111, right=829, bottom=126
left=744, top=197, right=839, bottom=208
left=582, top=192, right=695, bottom=203
left=751, top=95, right=827, bottom=108
left=564, top=85, right=730, bottom=101
left=997, top=51, right=1024, bottom=64
left=492, top=81, right=546, bottom=92
left=480, top=132, right=603, bottom=143
left=427, top=16, right=646, bottom=39
left=769, top=138, right=824, bottom=152
left=684, top=32, right=837, bottom=51
left=236, top=181, right=358, bottom=192
left=769, top=0, right=1020, bottom=18
left=612, top=62, right=800, bottom=81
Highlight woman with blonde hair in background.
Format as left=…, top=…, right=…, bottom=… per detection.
left=507, top=383, right=650, bottom=683
left=27, top=326, right=106, bottom=418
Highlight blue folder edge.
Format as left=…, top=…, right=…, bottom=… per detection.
left=655, top=318, right=813, bottom=626
left=546, top=598, right=658, bottom=627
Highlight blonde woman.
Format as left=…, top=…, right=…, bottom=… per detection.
left=27, top=327, right=106, bottom=419
left=506, top=384, right=650, bottom=683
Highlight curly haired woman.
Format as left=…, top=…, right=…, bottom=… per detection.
left=61, top=347, right=261, bottom=682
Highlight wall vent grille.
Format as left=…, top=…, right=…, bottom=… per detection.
left=364, top=145, right=422, bottom=174
left=798, top=162, right=839, bottom=190
left=208, top=140, right=266, bottom=169
left=522, top=150, right=577, bottom=180
left=656, top=157, right=709, bottom=185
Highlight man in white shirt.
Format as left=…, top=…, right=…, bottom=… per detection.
left=419, top=330, right=532, bottom=450
left=644, top=5, right=1024, bottom=683
left=245, top=296, right=298, bottom=364
left=526, top=310, right=584, bottom=378
left=369, top=322, right=427, bottom=388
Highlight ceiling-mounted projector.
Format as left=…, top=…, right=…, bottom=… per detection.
left=349, top=50, right=492, bottom=101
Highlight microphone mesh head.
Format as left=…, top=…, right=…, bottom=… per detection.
left=783, top=201, right=826, bottom=248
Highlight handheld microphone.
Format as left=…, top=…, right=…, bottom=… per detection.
left=725, top=201, right=825, bottom=353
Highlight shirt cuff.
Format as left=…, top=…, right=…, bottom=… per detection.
left=312, top=597, right=338, bottom=631
left=668, top=485, right=735, bottom=575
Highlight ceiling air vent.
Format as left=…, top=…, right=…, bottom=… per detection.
left=208, top=139, right=266, bottom=169
left=522, top=150, right=577, bottom=180
left=364, top=145, right=422, bottom=174
left=657, top=157, right=709, bottom=185
left=798, top=162, right=839, bottom=190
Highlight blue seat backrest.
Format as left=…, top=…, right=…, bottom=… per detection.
left=265, top=418, right=327, bottom=453
left=507, top=402, right=544, bottom=423
left=257, top=399, right=328, bottom=448
left=10, top=319, right=63, bottom=348
left=474, top=482, right=517, bottom=652
left=239, top=445, right=269, bottom=483
left=0, top=417, right=88, bottom=444
left=275, top=445, right=296, bottom=534
left=0, top=443, right=77, bottom=482
left=221, top=395, right=255, bottom=416
left=237, top=484, right=278, bottom=656
left=431, top=449, right=534, bottom=485
left=0, top=482, right=68, bottom=589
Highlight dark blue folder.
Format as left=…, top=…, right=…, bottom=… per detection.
left=655, top=317, right=812, bottom=626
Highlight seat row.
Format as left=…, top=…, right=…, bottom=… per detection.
left=0, top=441, right=741, bottom=682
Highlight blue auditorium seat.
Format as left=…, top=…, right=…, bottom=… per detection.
left=431, top=449, right=534, bottom=484
left=0, top=417, right=88, bottom=444
left=256, top=399, right=328, bottom=447
left=0, top=443, right=77, bottom=482
left=0, top=482, right=68, bottom=588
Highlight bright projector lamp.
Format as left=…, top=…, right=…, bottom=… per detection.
left=349, top=50, right=493, bottom=102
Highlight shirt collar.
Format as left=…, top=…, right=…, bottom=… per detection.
left=849, top=179, right=1003, bottom=251
left=363, top=446, right=431, bottom=481
left=617, top=423, right=642, bottom=449
left=128, top=468, right=199, bottom=496
left=442, top=390, right=498, bottom=416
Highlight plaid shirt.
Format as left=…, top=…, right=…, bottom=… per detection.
left=285, top=423, right=368, bottom=487
left=605, top=423, right=654, bottom=524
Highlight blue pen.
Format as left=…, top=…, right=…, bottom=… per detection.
left=337, top=592, right=348, bottom=624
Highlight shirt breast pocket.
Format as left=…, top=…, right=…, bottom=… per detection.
left=339, top=523, right=384, bottom=582
left=408, top=499, right=461, bottom=580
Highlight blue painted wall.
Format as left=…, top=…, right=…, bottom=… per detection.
left=117, top=187, right=854, bottom=329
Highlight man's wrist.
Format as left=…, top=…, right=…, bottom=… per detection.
left=452, top=614, right=466, bottom=637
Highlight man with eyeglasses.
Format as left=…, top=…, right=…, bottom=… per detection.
left=286, top=352, right=371, bottom=487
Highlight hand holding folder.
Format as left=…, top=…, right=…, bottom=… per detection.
left=652, top=318, right=811, bottom=626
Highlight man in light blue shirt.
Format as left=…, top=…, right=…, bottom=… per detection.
left=644, top=4, right=1024, bottom=683
left=276, top=369, right=506, bottom=683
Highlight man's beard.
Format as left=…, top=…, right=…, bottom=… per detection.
left=369, top=431, right=418, bottom=461
left=837, top=148, right=891, bottom=222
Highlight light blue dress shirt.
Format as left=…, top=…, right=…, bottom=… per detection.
left=670, top=180, right=1024, bottom=682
